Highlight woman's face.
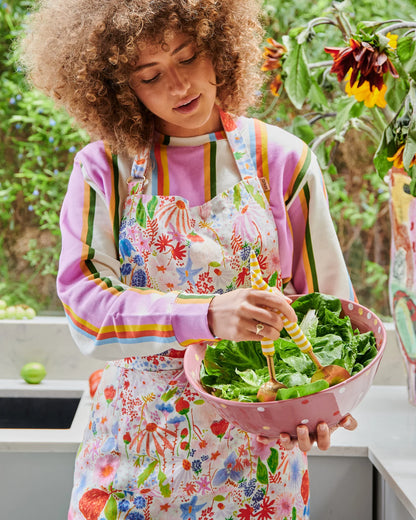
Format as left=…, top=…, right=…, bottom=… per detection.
left=130, top=33, right=221, bottom=137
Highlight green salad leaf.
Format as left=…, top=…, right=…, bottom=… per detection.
left=200, top=292, right=378, bottom=401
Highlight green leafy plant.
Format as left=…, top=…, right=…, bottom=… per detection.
left=258, top=0, right=416, bottom=316
left=0, top=0, right=89, bottom=311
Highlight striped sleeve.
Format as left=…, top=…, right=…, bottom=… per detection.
left=57, top=142, right=215, bottom=360
left=246, top=118, right=355, bottom=301
left=284, top=146, right=355, bottom=300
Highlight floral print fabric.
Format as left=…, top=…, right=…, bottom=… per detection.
left=69, top=357, right=310, bottom=520
left=119, top=175, right=282, bottom=295
left=68, top=112, right=310, bottom=519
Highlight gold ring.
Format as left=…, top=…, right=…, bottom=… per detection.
left=256, top=323, right=264, bottom=335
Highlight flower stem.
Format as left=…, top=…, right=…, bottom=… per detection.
left=378, top=22, right=416, bottom=35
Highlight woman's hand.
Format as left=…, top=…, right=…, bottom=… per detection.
left=257, top=414, right=357, bottom=452
left=259, top=414, right=357, bottom=452
left=207, top=287, right=297, bottom=341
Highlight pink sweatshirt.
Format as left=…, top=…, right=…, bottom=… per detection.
left=57, top=116, right=353, bottom=359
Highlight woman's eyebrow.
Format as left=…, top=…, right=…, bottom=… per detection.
left=135, top=40, right=193, bottom=71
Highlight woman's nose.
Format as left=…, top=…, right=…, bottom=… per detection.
left=168, top=66, right=190, bottom=94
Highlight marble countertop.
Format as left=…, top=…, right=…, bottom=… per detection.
left=0, top=382, right=415, bottom=516
left=310, top=385, right=416, bottom=518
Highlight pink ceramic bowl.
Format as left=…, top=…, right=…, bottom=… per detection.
left=184, top=297, right=386, bottom=437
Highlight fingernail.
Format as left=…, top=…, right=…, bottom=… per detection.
left=342, top=416, right=352, bottom=427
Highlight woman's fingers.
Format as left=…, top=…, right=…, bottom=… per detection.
left=207, top=288, right=297, bottom=341
left=279, top=415, right=358, bottom=453
left=279, top=432, right=297, bottom=450
left=339, top=413, right=358, bottom=431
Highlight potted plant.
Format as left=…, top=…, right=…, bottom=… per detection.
left=258, top=0, right=416, bottom=403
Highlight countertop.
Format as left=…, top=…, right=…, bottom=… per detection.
left=1, top=382, right=415, bottom=516
left=309, top=385, right=416, bottom=518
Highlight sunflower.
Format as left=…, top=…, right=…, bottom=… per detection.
left=387, top=145, right=416, bottom=169
left=261, top=37, right=287, bottom=71
left=262, top=38, right=286, bottom=97
left=344, top=70, right=387, bottom=108
left=325, top=37, right=398, bottom=92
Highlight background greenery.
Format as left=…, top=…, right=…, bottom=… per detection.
left=1, top=0, right=416, bottom=315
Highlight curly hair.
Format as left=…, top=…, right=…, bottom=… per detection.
left=19, top=0, right=265, bottom=156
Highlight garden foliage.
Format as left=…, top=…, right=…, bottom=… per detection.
left=1, top=0, right=416, bottom=314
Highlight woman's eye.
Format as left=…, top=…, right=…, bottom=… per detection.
left=141, top=74, right=160, bottom=84
left=180, top=53, right=197, bottom=65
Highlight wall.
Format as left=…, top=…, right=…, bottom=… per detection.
left=0, top=317, right=408, bottom=384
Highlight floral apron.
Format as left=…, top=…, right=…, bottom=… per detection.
left=69, top=112, right=310, bottom=520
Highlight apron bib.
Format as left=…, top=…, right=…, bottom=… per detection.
left=69, top=112, right=310, bottom=520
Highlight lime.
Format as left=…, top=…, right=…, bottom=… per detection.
left=21, top=362, right=47, bottom=384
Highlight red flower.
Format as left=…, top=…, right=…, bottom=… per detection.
left=301, top=469, right=310, bottom=505
left=257, top=496, right=277, bottom=520
left=196, top=271, right=215, bottom=293
left=180, top=428, right=188, bottom=438
left=325, top=38, right=398, bottom=91
left=79, top=489, right=110, bottom=520
left=175, top=397, right=190, bottom=415
left=171, top=243, right=187, bottom=260
left=155, top=233, right=172, bottom=252
left=104, top=385, right=116, bottom=403
left=237, top=503, right=255, bottom=520
left=210, top=418, right=229, bottom=438
left=123, top=432, right=131, bottom=444
left=88, top=369, right=103, bottom=398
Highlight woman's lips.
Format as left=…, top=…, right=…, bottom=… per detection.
left=173, top=95, right=201, bottom=114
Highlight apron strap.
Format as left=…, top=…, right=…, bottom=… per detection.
left=252, top=118, right=271, bottom=202
left=220, top=110, right=271, bottom=202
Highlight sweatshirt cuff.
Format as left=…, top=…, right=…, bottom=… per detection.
left=171, top=293, right=216, bottom=346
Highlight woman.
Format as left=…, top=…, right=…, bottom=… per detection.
left=20, top=0, right=356, bottom=518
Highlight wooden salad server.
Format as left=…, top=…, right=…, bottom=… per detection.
left=250, top=250, right=350, bottom=402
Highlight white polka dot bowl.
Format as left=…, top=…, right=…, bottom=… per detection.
left=184, top=297, right=386, bottom=437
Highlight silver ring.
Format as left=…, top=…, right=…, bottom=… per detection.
left=256, top=323, right=264, bottom=335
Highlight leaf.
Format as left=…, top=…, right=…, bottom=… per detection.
left=282, top=35, right=311, bottom=109
left=135, top=198, right=147, bottom=228
left=137, top=460, right=158, bottom=487
left=256, top=457, right=269, bottom=485
left=161, top=387, right=177, bottom=402
left=403, top=121, right=416, bottom=171
left=268, top=271, right=278, bottom=288
left=374, top=124, right=396, bottom=178
left=233, top=183, right=241, bottom=211
left=213, top=495, right=226, bottom=501
left=147, top=196, right=158, bottom=219
left=158, top=469, right=172, bottom=497
left=385, top=75, right=409, bottom=113
left=290, top=116, right=315, bottom=145
left=397, top=36, right=416, bottom=78
left=334, top=96, right=358, bottom=135
left=307, top=76, right=329, bottom=110
left=267, top=447, right=279, bottom=474
left=103, top=495, right=117, bottom=520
